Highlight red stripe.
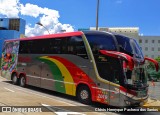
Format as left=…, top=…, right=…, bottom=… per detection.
left=5, top=31, right=83, bottom=42
left=48, top=56, right=95, bottom=84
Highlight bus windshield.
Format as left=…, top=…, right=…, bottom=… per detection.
left=115, top=35, right=133, bottom=56
left=131, top=39, right=144, bottom=61
left=115, top=35, right=144, bottom=61
left=85, top=32, right=147, bottom=88
left=114, top=35, right=147, bottom=87
left=85, top=33, right=117, bottom=54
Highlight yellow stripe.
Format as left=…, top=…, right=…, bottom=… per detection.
left=40, top=56, right=76, bottom=96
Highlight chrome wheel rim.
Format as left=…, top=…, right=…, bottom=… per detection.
left=13, top=75, right=17, bottom=83
left=21, top=77, right=25, bottom=86
left=80, top=90, right=88, bottom=100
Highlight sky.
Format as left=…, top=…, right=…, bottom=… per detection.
left=0, top=0, right=160, bottom=37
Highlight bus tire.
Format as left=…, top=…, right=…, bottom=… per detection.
left=12, top=74, right=18, bottom=85
left=77, top=85, right=91, bottom=105
left=19, top=75, right=26, bottom=87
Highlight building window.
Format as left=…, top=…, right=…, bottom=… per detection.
left=151, top=47, right=154, bottom=51
left=145, top=40, right=148, bottom=43
left=139, top=39, right=142, bottom=43
left=145, top=47, right=148, bottom=51
left=158, top=40, right=160, bottom=43
left=152, top=55, right=154, bottom=58
left=158, top=47, right=160, bottom=51
left=152, top=40, right=154, bottom=43
left=9, top=19, right=20, bottom=31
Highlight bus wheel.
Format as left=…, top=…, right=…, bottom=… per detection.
left=77, top=86, right=91, bottom=104
left=12, top=74, right=18, bottom=85
left=19, top=75, right=26, bottom=87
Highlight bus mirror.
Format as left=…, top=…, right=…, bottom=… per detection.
left=99, top=50, right=134, bottom=70
left=145, top=57, right=159, bottom=72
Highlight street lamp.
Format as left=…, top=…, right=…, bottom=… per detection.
left=96, top=0, right=100, bottom=30
left=36, top=22, right=50, bottom=34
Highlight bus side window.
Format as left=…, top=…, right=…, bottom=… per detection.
left=48, top=38, right=63, bottom=54
left=68, top=36, right=88, bottom=59
left=19, top=36, right=88, bottom=57
left=19, top=40, right=29, bottom=54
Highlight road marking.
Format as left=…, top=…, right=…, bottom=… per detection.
left=14, top=87, right=75, bottom=106
left=4, top=87, right=15, bottom=92
left=55, top=112, right=85, bottom=115
left=41, top=103, right=86, bottom=115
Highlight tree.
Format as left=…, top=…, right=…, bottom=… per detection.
left=155, top=57, right=160, bottom=63
left=146, top=56, right=160, bottom=81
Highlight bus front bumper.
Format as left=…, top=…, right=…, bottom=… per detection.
left=123, top=95, right=149, bottom=106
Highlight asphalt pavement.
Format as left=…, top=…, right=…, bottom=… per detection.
left=148, top=81, right=160, bottom=100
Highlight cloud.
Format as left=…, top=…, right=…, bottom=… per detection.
left=0, top=0, right=20, bottom=18
left=0, top=0, right=74, bottom=36
left=20, top=3, right=43, bottom=18
left=139, top=33, right=144, bottom=36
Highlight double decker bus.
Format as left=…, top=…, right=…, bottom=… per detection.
left=1, top=31, right=159, bottom=106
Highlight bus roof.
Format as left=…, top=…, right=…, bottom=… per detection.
left=5, top=31, right=83, bottom=42
left=5, top=30, right=133, bottom=42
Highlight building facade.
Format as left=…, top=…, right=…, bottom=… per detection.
left=0, top=18, right=26, bottom=56
left=139, top=36, right=160, bottom=58
left=90, top=27, right=140, bottom=39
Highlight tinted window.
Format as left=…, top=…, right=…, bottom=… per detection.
left=19, top=36, right=88, bottom=59
left=85, top=34, right=117, bottom=54
left=131, top=39, right=144, bottom=59
left=115, top=35, right=133, bottom=56
left=85, top=33, right=124, bottom=85
left=67, top=36, right=88, bottom=59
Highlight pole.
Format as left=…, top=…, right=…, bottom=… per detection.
left=36, top=22, right=50, bottom=34
left=43, top=26, right=50, bottom=35
left=96, top=0, right=100, bottom=30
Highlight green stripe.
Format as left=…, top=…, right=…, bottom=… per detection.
left=38, top=58, right=66, bottom=93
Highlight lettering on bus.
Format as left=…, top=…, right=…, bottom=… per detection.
left=98, top=94, right=107, bottom=99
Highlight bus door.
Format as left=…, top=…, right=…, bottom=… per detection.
left=96, top=54, right=120, bottom=106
